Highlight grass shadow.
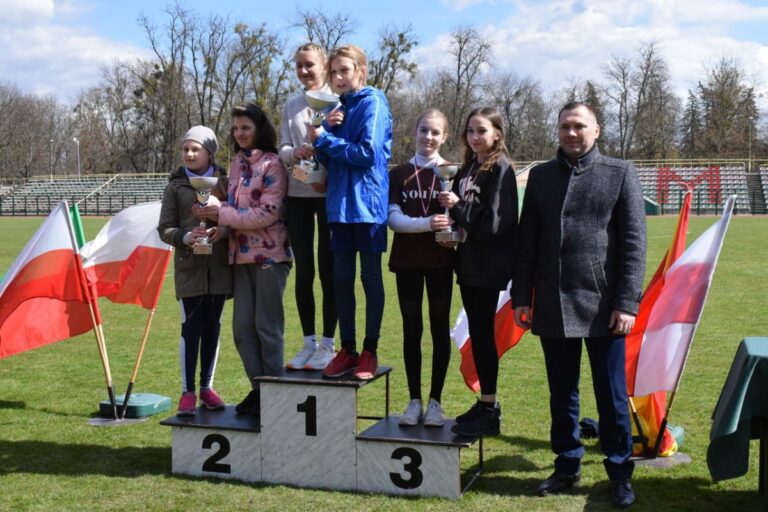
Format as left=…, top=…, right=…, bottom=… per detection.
left=0, top=440, right=169, bottom=477
left=468, top=474, right=763, bottom=510
left=0, top=399, right=25, bottom=409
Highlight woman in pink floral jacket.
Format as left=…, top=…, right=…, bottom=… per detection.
left=197, top=103, right=292, bottom=416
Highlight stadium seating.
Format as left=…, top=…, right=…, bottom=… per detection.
left=0, top=175, right=168, bottom=215
left=634, top=163, right=750, bottom=214
left=759, top=165, right=768, bottom=202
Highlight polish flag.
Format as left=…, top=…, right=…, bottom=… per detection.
left=451, top=283, right=527, bottom=392
left=632, top=195, right=735, bottom=396
left=625, top=191, right=692, bottom=456
left=0, top=202, right=95, bottom=358
left=80, top=202, right=172, bottom=310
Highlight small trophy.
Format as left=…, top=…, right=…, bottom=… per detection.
left=188, top=176, right=218, bottom=255
left=292, top=90, right=340, bottom=185
left=434, top=163, right=461, bottom=243
left=305, top=90, right=340, bottom=127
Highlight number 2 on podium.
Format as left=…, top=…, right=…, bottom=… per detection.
left=297, top=395, right=317, bottom=436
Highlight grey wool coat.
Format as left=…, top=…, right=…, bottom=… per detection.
left=511, top=146, right=646, bottom=338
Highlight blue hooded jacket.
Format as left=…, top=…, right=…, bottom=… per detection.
left=314, top=86, right=392, bottom=224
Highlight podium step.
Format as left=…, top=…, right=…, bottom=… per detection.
left=256, top=366, right=392, bottom=388
left=356, top=415, right=480, bottom=447
left=356, top=416, right=483, bottom=499
left=160, top=405, right=260, bottom=433
left=161, top=405, right=261, bottom=482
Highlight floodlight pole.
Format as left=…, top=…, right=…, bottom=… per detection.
left=72, top=137, right=81, bottom=177
left=49, top=139, right=54, bottom=182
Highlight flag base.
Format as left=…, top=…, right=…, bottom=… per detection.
left=88, top=416, right=150, bottom=427
left=632, top=451, right=691, bottom=468
left=98, top=392, right=171, bottom=419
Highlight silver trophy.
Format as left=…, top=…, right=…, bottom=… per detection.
left=305, top=90, right=340, bottom=127
left=291, top=90, right=341, bottom=185
left=188, top=176, right=218, bottom=255
left=434, top=163, right=461, bottom=242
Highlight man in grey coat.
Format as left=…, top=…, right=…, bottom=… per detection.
left=512, top=102, right=646, bottom=509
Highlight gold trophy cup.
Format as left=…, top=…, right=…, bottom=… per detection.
left=434, top=163, right=461, bottom=243
left=189, top=176, right=219, bottom=255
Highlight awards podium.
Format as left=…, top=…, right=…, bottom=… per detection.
left=161, top=368, right=484, bottom=499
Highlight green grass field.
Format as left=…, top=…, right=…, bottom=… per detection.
left=0, top=215, right=766, bottom=511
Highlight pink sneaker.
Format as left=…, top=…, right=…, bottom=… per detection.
left=199, top=388, right=224, bottom=410
left=177, top=392, right=196, bottom=416
left=322, top=349, right=359, bottom=378
left=353, top=350, right=378, bottom=381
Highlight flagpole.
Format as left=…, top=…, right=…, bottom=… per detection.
left=92, top=305, right=118, bottom=419
left=63, top=200, right=119, bottom=420
left=652, top=391, right=678, bottom=458
left=118, top=249, right=171, bottom=419
left=119, top=308, right=157, bottom=419
left=628, top=397, right=651, bottom=456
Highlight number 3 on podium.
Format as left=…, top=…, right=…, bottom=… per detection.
left=390, top=447, right=423, bottom=489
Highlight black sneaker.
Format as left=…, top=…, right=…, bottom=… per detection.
left=235, top=389, right=260, bottom=415
left=610, top=479, right=635, bottom=508
left=451, top=402, right=500, bottom=437
left=455, top=400, right=502, bottom=424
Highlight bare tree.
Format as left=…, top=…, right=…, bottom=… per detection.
left=367, top=24, right=418, bottom=95
left=485, top=72, right=554, bottom=161
left=291, top=7, right=357, bottom=52
left=0, top=84, right=72, bottom=180
left=445, top=26, right=491, bottom=124
left=603, top=42, right=668, bottom=159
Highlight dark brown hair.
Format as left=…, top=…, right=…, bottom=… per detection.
left=460, top=106, right=509, bottom=172
left=557, top=101, right=598, bottom=123
left=229, top=103, right=277, bottom=153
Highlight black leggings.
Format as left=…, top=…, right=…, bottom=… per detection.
left=459, top=285, right=499, bottom=395
left=395, top=267, right=453, bottom=402
left=285, top=196, right=336, bottom=338
left=180, top=294, right=226, bottom=393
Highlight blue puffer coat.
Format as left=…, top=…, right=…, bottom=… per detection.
left=314, top=86, right=392, bottom=224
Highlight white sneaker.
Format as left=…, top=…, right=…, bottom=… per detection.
left=286, top=344, right=317, bottom=369
left=398, top=399, right=423, bottom=426
left=304, top=344, right=335, bottom=370
left=423, top=399, right=445, bottom=427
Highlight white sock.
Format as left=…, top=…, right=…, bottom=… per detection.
left=303, top=335, right=317, bottom=348
left=320, top=336, right=335, bottom=350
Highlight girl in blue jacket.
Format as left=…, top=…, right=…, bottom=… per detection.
left=309, top=44, right=393, bottom=381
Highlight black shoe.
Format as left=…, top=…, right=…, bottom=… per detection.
left=537, top=471, right=581, bottom=496
left=610, top=480, right=635, bottom=509
left=235, top=390, right=260, bottom=415
left=451, top=402, right=500, bottom=437
left=455, top=400, right=501, bottom=424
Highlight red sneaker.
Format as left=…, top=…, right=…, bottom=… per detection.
left=199, top=388, right=225, bottom=410
left=177, top=392, right=196, bottom=416
left=353, top=350, right=378, bottom=381
left=322, top=349, right=359, bottom=378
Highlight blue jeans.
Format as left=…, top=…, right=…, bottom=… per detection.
left=540, top=335, right=634, bottom=481
left=334, top=250, right=384, bottom=353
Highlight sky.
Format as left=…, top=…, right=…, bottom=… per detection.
left=2, top=0, right=768, bottom=107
